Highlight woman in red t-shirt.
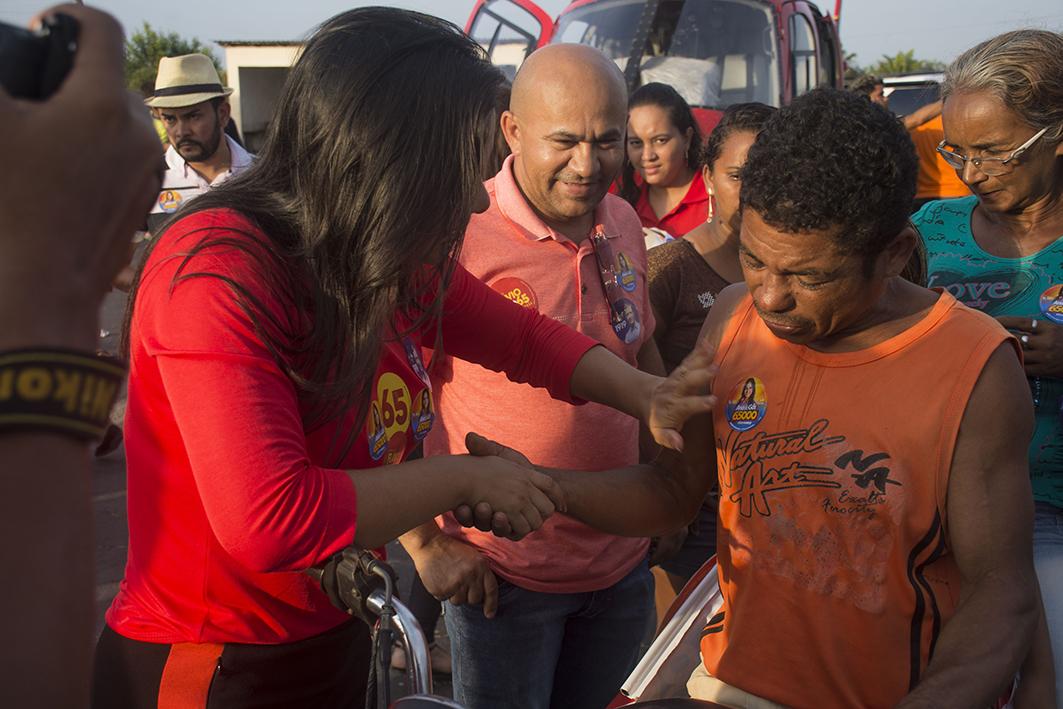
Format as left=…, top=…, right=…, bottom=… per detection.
left=90, top=9, right=709, bottom=709
left=622, top=83, right=710, bottom=239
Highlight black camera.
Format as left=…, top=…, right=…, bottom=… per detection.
left=0, top=14, right=79, bottom=100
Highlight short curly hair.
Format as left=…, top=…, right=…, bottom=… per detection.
left=740, top=88, right=917, bottom=261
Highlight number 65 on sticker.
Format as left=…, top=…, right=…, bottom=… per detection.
left=377, top=372, right=411, bottom=436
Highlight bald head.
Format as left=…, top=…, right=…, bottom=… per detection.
left=511, top=44, right=627, bottom=120
left=502, top=45, right=629, bottom=239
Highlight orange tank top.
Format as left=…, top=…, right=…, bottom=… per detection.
left=701, top=291, right=1014, bottom=708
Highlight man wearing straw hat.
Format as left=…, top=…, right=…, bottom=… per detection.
left=99, top=55, right=252, bottom=457
left=144, top=53, right=252, bottom=232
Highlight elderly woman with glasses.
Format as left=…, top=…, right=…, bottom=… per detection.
left=913, top=28, right=1063, bottom=705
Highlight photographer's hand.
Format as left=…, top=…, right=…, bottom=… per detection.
left=0, top=6, right=159, bottom=708
left=0, top=3, right=160, bottom=351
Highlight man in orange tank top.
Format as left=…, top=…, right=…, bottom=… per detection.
left=681, top=88, right=1052, bottom=709
left=470, top=88, right=1052, bottom=708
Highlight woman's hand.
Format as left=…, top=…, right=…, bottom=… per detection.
left=459, top=433, right=564, bottom=541
left=454, top=432, right=540, bottom=539
left=997, top=317, right=1063, bottom=379
left=647, top=340, right=719, bottom=451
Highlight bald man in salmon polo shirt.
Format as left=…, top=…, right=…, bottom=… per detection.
left=401, top=45, right=664, bottom=709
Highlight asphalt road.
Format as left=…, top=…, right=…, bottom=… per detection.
left=92, top=272, right=453, bottom=700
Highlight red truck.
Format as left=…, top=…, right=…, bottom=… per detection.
left=466, top=0, right=844, bottom=133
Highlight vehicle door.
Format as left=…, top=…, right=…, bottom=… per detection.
left=780, top=2, right=819, bottom=102
left=465, top=0, right=555, bottom=80
left=812, top=6, right=843, bottom=89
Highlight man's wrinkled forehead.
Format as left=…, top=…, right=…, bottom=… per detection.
left=740, top=208, right=849, bottom=269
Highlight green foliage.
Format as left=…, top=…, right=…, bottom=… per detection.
left=843, top=51, right=864, bottom=83
left=124, top=22, right=224, bottom=97
left=866, top=50, right=945, bottom=77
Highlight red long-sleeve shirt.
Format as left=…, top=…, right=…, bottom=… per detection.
left=106, top=209, right=596, bottom=644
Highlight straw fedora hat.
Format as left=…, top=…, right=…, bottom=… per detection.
left=145, top=53, right=233, bottom=108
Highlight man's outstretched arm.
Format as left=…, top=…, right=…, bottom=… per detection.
left=902, top=99, right=942, bottom=131
left=464, top=286, right=746, bottom=540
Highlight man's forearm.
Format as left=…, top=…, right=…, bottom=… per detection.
left=544, top=462, right=701, bottom=537
left=544, top=402, right=713, bottom=537
left=902, top=99, right=943, bottom=131
left=898, top=573, right=1038, bottom=708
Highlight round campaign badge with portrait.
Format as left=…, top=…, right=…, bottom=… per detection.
left=411, top=388, right=435, bottom=441
left=725, top=377, right=767, bottom=432
left=366, top=401, right=388, bottom=461
left=610, top=297, right=642, bottom=344
left=158, top=190, right=183, bottom=213
left=1039, top=285, right=1063, bottom=324
left=615, top=252, right=637, bottom=292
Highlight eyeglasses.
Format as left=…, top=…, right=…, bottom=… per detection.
left=936, top=127, right=1048, bottom=177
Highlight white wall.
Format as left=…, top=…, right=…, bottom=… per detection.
left=237, top=67, right=289, bottom=150
left=222, top=44, right=302, bottom=147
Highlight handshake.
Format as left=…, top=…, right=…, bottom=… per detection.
left=452, top=431, right=558, bottom=542
left=447, top=340, right=718, bottom=542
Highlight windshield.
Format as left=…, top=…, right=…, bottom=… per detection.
left=886, top=84, right=941, bottom=117
left=553, top=0, right=779, bottom=109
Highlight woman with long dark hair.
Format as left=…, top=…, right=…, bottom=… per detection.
left=92, top=9, right=706, bottom=708
left=622, top=82, right=708, bottom=239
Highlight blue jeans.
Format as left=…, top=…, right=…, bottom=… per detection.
left=1034, top=502, right=1063, bottom=709
left=444, top=561, right=653, bottom=709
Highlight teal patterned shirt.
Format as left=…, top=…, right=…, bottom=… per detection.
left=914, top=196, right=1063, bottom=507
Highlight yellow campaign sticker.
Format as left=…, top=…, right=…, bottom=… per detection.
left=377, top=372, right=412, bottom=441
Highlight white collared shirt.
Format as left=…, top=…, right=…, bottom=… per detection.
left=148, top=134, right=253, bottom=229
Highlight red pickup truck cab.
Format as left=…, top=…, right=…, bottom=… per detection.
left=466, top=0, right=844, bottom=133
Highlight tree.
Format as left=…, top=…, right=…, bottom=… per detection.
left=867, top=50, right=945, bottom=77
left=843, top=51, right=865, bottom=84
left=124, top=22, right=224, bottom=97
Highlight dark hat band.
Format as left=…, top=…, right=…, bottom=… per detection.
left=153, top=83, right=225, bottom=97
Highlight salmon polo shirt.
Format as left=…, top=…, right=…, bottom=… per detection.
left=424, top=156, right=655, bottom=593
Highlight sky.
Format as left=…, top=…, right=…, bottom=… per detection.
left=4, top=0, right=1062, bottom=69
